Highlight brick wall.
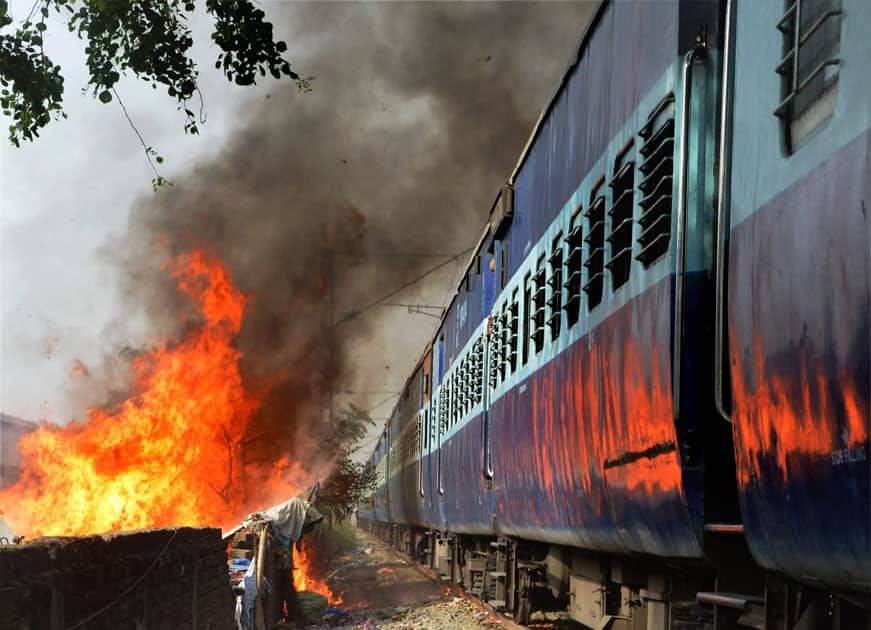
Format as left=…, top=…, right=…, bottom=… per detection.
left=0, top=527, right=234, bottom=630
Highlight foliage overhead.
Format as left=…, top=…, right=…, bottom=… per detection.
left=0, top=0, right=308, bottom=188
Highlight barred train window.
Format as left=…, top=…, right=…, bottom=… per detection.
left=607, top=142, right=634, bottom=289
left=471, top=338, right=484, bottom=403
left=637, top=94, right=675, bottom=267
left=547, top=233, right=563, bottom=340
left=522, top=272, right=532, bottom=365
left=775, top=0, right=842, bottom=152
left=583, top=178, right=606, bottom=309
left=531, top=256, right=547, bottom=352
left=489, top=311, right=501, bottom=389
left=499, top=303, right=508, bottom=381
left=563, top=208, right=583, bottom=327
left=508, top=291, right=519, bottom=372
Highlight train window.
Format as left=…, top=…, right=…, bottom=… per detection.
left=607, top=142, right=635, bottom=289
left=472, top=338, right=484, bottom=404
left=564, top=208, right=583, bottom=327
left=775, top=0, right=842, bottom=153
left=432, top=398, right=439, bottom=443
left=452, top=375, right=459, bottom=426
left=508, top=291, right=519, bottom=372
left=440, top=385, right=447, bottom=435
left=637, top=94, right=676, bottom=266
left=583, top=178, right=606, bottom=309
left=474, top=255, right=481, bottom=274
left=489, top=311, right=501, bottom=389
left=547, top=233, right=563, bottom=340
left=464, top=358, right=472, bottom=413
left=532, top=256, right=546, bottom=352
left=499, top=303, right=508, bottom=381
left=461, top=366, right=467, bottom=414
left=522, top=273, right=532, bottom=365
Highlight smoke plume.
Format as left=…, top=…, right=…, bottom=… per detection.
left=111, top=2, right=592, bottom=468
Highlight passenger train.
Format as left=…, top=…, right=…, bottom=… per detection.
left=358, top=1, right=870, bottom=628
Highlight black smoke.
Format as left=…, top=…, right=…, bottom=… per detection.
left=111, top=2, right=593, bottom=468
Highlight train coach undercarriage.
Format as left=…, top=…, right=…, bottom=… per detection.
left=360, top=520, right=870, bottom=630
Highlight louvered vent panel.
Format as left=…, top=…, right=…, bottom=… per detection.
left=583, top=193, right=606, bottom=309
left=636, top=95, right=675, bottom=266
left=547, top=238, right=563, bottom=340
left=531, top=263, right=546, bottom=351
left=606, top=150, right=635, bottom=289
left=562, top=219, right=583, bottom=326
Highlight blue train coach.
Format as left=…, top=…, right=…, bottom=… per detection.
left=358, top=1, right=870, bottom=628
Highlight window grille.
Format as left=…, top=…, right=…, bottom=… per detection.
left=439, top=384, right=449, bottom=435
left=499, top=304, right=509, bottom=381
left=507, top=293, right=519, bottom=372
left=775, top=0, right=841, bottom=151
left=489, top=314, right=502, bottom=389
left=636, top=94, right=676, bottom=266
left=451, top=374, right=459, bottom=426
left=531, top=257, right=547, bottom=352
left=457, top=360, right=466, bottom=416
left=547, top=234, right=563, bottom=340
left=416, top=417, right=421, bottom=459
left=606, top=144, right=635, bottom=289
left=563, top=210, right=583, bottom=327
left=471, top=338, right=484, bottom=404
left=522, top=273, right=532, bottom=365
left=583, top=180, right=606, bottom=309
left=430, top=402, right=437, bottom=443
left=464, top=359, right=472, bottom=414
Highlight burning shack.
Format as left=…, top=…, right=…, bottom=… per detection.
left=226, top=487, right=331, bottom=629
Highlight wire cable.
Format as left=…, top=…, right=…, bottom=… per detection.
left=66, top=529, right=180, bottom=629
left=332, top=246, right=474, bottom=327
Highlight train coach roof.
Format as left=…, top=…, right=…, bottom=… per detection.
left=436, top=2, right=603, bottom=332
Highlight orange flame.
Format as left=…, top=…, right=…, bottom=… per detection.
left=0, top=249, right=310, bottom=537
left=292, top=543, right=343, bottom=605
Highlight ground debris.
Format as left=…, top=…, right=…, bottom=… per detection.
left=293, top=529, right=514, bottom=630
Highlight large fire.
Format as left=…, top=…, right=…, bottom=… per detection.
left=0, top=249, right=309, bottom=537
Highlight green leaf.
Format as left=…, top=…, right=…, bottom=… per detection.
left=98, top=90, right=112, bottom=103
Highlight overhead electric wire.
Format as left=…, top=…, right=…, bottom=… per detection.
left=364, top=393, right=400, bottom=415
left=332, top=245, right=474, bottom=327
